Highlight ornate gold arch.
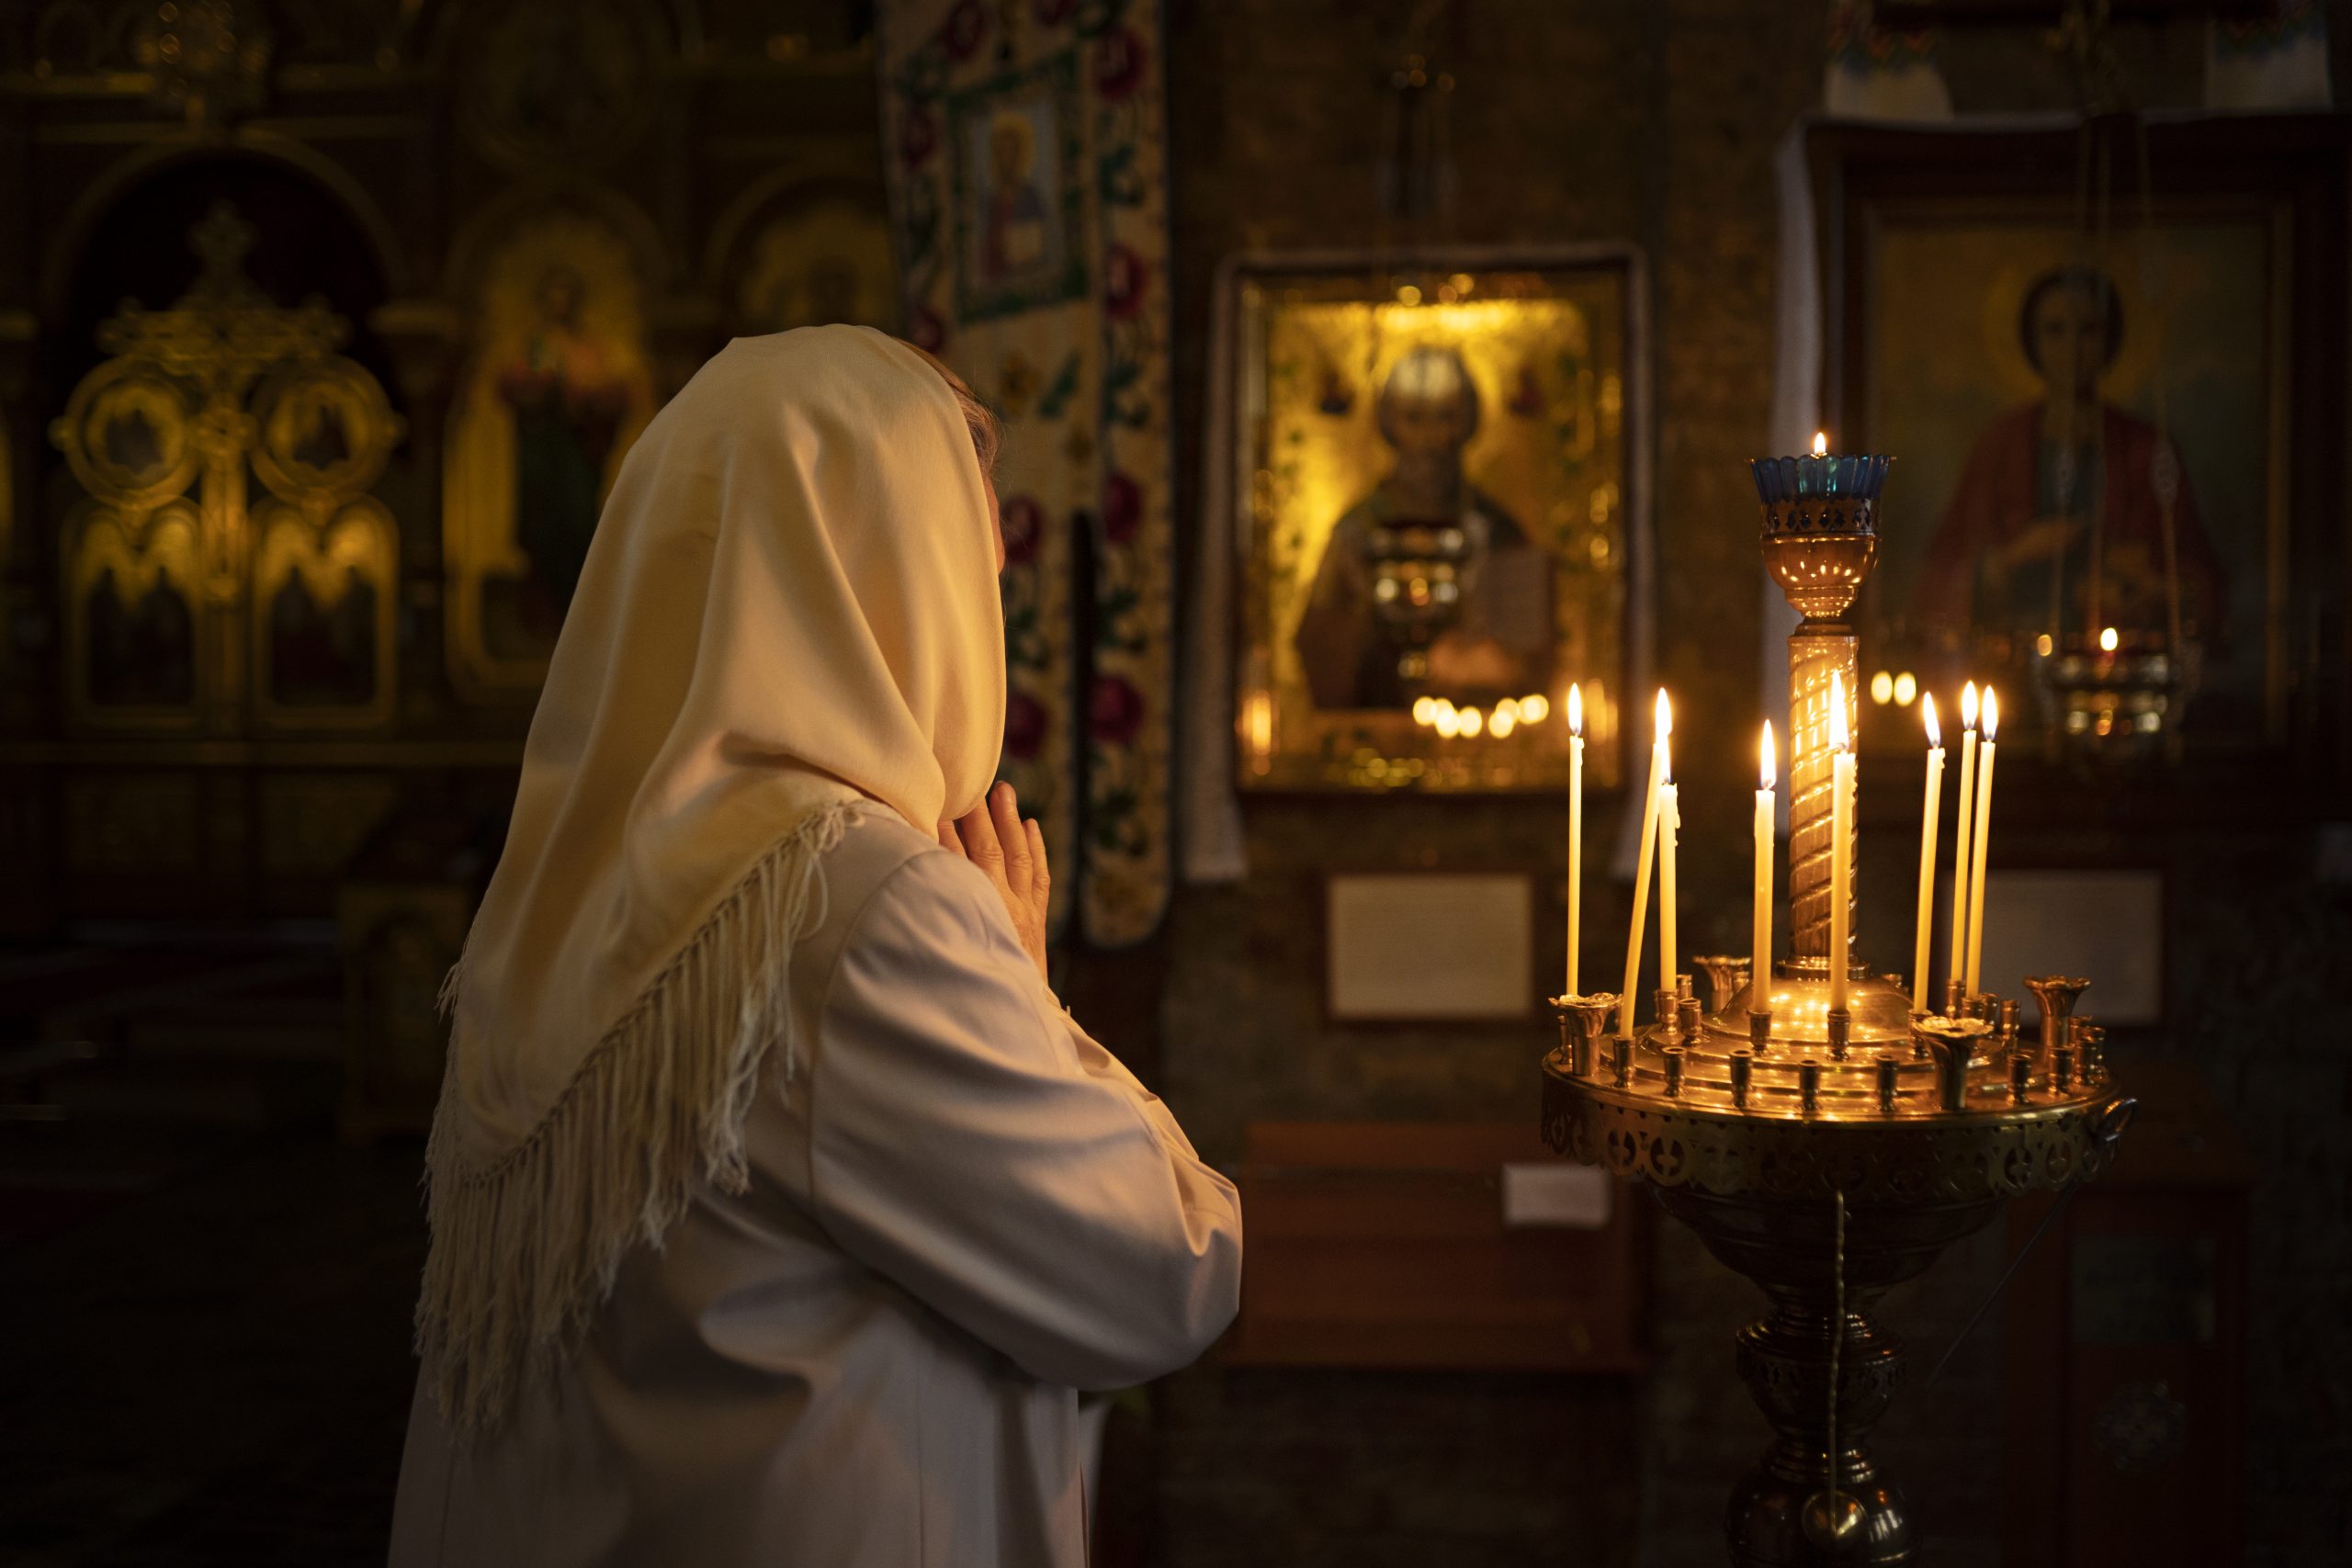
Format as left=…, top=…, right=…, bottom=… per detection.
left=50, top=199, right=406, bottom=735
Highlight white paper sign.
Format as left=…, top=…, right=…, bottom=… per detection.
left=1499, top=1163, right=1611, bottom=1229
left=1326, top=874, right=1532, bottom=1021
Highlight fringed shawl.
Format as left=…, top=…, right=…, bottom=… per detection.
left=417, top=326, right=1006, bottom=1436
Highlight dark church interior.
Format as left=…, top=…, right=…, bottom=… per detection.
left=4, top=2, right=2348, bottom=1564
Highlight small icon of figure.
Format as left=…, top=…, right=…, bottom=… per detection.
left=498, top=265, right=632, bottom=613
left=1916, top=264, right=2226, bottom=650
left=1292, top=345, right=1556, bottom=710
left=980, top=111, right=1052, bottom=284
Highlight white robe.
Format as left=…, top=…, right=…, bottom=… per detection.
left=390, top=810, right=1243, bottom=1567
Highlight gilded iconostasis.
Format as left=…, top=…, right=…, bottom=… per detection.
left=0, top=0, right=902, bottom=932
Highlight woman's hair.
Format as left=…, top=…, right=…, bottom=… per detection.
left=907, top=342, right=1001, bottom=478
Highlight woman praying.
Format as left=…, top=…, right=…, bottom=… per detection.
left=389, top=326, right=1242, bottom=1567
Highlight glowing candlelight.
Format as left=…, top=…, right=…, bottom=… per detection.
left=1812, top=430, right=1828, bottom=457
left=1617, top=690, right=1670, bottom=1039
left=1912, top=694, right=1944, bottom=1013
left=1964, top=690, right=1999, bottom=994
left=2099, top=626, right=2120, bottom=655
left=1753, top=721, right=1774, bottom=1012
left=1947, top=682, right=1979, bottom=998
left=1566, top=684, right=1584, bottom=998
left=1828, top=672, right=1853, bottom=1019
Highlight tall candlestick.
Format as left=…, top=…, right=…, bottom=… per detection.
left=1617, top=690, right=1670, bottom=1040
left=1964, top=689, right=1999, bottom=994
left=1828, top=671, right=1853, bottom=1019
left=1566, top=684, right=1585, bottom=997
left=1753, top=721, right=1774, bottom=1007
left=1946, top=682, right=1979, bottom=995
left=1658, top=766, right=1679, bottom=994
left=1912, top=694, right=1944, bottom=1014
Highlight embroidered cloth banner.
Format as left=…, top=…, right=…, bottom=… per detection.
left=877, top=0, right=1173, bottom=945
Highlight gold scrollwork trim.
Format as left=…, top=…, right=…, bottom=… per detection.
left=1541, top=1052, right=2128, bottom=1205
left=249, top=355, right=407, bottom=510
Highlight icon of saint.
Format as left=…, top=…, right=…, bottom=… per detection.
left=1292, top=345, right=1555, bottom=710
left=497, top=265, right=632, bottom=612
left=1915, top=264, right=2225, bottom=652
left=981, top=112, right=1052, bottom=284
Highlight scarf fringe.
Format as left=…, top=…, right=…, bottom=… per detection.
left=413, top=799, right=858, bottom=1438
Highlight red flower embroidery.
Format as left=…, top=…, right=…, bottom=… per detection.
left=942, top=0, right=989, bottom=62
left=1104, top=243, right=1148, bottom=320
left=1005, top=691, right=1048, bottom=760
left=1090, top=674, right=1146, bottom=745
left=899, top=107, right=937, bottom=167
left=1001, top=494, right=1045, bottom=566
left=1102, top=472, right=1141, bottom=545
left=1093, top=26, right=1146, bottom=101
left=908, top=306, right=948, bottom=355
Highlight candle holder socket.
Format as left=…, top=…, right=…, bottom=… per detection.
left=1826, top=1007, right=1852, bottom=1061
left=1747, top=1007, right=1772, bottom=1056
left=2025, top=976, right=2090, bottom=1073
left=1728, top=1047, right=1755, bottom=1110
left=1694, top=955, right=1752, bottom=1016
left=1798, top=1059, right=1823, bottom=1115
left=1913, top=1016, right=1991, bottom=1112
left=1555, top=993, right=1619, bottom=1081
left=2009, top=1052, right=2032, bottom=1105
left=2068, top=1018, right=2106, bottom=1082
left=1654, top=987, right=1681, bottom=1044
left=1675, top=971, right=1696, bottom=1002
left=1677, top=995, right=1702, bottom=1043
left=1662, top=1046, right=1686, bottom=1099
left=1875, top=1053, right=1899, bottom=1114
left=1611, top=1034, right=1634, bottom=1089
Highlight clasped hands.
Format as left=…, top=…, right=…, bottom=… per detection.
left=938, top=782, right=1050, bottom=981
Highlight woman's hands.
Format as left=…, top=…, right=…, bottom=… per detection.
left=940, top=782, right=1050, bottom=981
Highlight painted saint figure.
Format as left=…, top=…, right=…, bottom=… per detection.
left=980, top=112, right=1051, bottom=284
left=87, top=565, right=195, bottom=708
left=1292, top=345, right=1556, bottom=710
left=1915, top=264, right=2226, bottom=651
left=499, top=265, right=631, bottom=613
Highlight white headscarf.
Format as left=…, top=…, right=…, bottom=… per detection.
left=417, top=325, right=1006, bottom=1434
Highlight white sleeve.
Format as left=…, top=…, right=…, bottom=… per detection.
left=802, top=848, right=1242, bottom=1392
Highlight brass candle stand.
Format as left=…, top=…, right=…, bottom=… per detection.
left=1540, top=457, right=2136, bottom=1566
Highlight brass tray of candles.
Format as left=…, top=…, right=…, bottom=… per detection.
left=1533, top=435, right=2134, bottom=1567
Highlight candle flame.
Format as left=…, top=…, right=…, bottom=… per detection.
left=1567, top=682, right=1583, bottom=737
left=1759, top=719, right=1776, bottom=789
left=1654, top=687, right=1671, bottom=739
left=1922, top=691, right=1941, bottom=749
left=1961, top=679, right=1980, bottom=730
left=2099, top=626, right=2120, bottom=653
left=1829, top=671, right=1849, bottom=751
left=1812, top=430, right=1828, bottom=457
left=1982, top=688, right=1999, bottom=741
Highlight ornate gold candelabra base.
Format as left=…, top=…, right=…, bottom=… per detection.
left=1544, top=996, right=2133, bottom=1567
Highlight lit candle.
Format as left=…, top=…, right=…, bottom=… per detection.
left=1616, top=690, right=1670, bottom=1039
left=1753, top=721, right=1774, bottom=1010
left=1828, top=671, right=1853, bottom=1019
left=1658, top=760, right=1679, bottom=994
left=1964, top=689, right=1999, bottom=994
left=1566, top=684, right=1585, bottom=998
left=1946, top=682, right=1979, bottom=998
left=1911, top=694, right=1944, bottom=1015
